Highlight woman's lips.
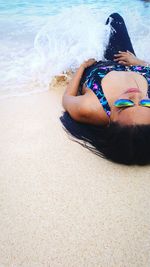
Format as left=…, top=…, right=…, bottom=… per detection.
left=125, top=88, right=141, bottom=94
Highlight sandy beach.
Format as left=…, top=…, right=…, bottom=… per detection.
left=0, top=82, right=150, bottom=267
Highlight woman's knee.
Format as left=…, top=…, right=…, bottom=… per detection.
left=109, top=13, right=124, bottom=21
left=106, top=13, right=124, bottom=25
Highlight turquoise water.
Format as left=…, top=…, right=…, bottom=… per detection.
left=0, top=0, right=150, bottom=98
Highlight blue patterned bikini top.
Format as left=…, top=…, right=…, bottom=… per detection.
left=80, top=61, right=150, bottom=117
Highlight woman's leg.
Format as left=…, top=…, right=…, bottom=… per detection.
left=104, top=13, right=136, bottom=61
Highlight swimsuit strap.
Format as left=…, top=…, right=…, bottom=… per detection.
left=85, top=76, right=111, bottom=117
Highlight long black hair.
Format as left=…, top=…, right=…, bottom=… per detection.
left=60, top=111, right=150, bottom=165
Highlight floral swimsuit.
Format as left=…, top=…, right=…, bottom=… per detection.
left=80, top=61, right=150, bottom=117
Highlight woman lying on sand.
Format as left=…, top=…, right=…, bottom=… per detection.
left=60, top=13, right=150, bottom=165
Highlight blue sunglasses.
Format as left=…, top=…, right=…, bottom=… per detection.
left=114, top=99, right=150, bottom=108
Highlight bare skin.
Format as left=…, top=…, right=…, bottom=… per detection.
left=62, top=53, right=150, bottom=126
left=113, top=50, right=147, bottom=66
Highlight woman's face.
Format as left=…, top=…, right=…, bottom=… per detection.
left=110, top=89, right=150, bottom=125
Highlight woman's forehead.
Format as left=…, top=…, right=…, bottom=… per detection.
left=117, top=106, right=150, bottom=125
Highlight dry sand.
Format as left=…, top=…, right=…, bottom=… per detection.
left=0, top=80, right=150, bottom=267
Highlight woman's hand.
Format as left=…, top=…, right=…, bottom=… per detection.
left=114, top=51, right=141, bottom=66
left=81, top=58, right=97, bottom=69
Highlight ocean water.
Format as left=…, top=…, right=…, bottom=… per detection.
left=0, top=0, right=150, bottom=98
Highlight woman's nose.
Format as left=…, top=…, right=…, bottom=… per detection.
left=129, top=93, right=143, bottom=103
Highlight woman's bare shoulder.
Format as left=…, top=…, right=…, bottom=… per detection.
left=78, top=90, right=109, bottom=125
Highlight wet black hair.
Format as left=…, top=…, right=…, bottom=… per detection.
left=60, top=111, right=150, bottom=165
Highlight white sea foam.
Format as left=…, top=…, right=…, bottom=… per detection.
left=0, top=1, right=150, bottom=98
left=33, top=6, right=111, bottom=86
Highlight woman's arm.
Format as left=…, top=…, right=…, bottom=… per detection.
left=63, top=59, right=96, bottom=97
left=63, top=64, right=85, bottom=97
left=62, top=59, right=96, bottom=122
left=114, top=51, right=150, bottom=67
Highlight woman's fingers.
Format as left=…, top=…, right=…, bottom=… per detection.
left=118, top=61, right=127, bottom=65
left=127, top=50, right=134, bottom=55
left=114, top=54, right=126, bottom=59
left=113, top=51, right=136, bottom=66
left=119, top=51, right=132, bottom=55
left=114, top=51, right=132, bottom=57
left=114, top=55, right=127, bottom=61
left=82, top=58, right=97, bottom=68
left=87, top=59, right=97, bottom=66
left=87, top=58, right=96, bottom=64
left=114, top=59, right=127, bottom=64
left=114, top=52, right=128, bottom=57
left=114, top=56, right=125, bottom=60
left=114, top=59, right=127, bottom=65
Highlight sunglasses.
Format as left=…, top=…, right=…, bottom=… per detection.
left=114, top=99, right=150, bottom=108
